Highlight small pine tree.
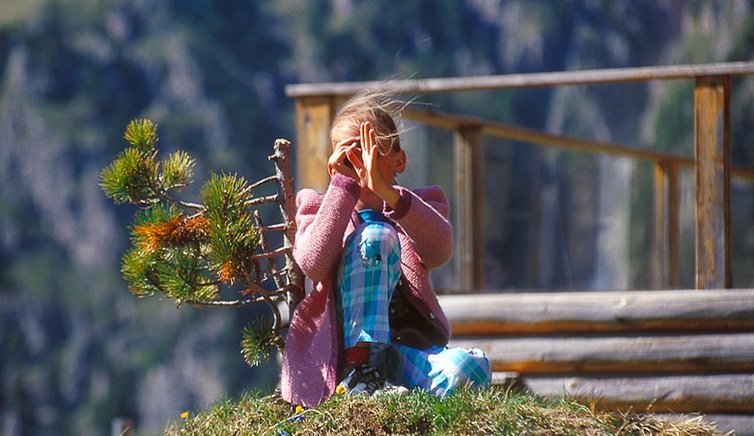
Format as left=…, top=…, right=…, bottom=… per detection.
left=101, top=119, right=303, bottom=367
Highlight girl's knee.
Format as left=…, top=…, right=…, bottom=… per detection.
left=353, top=223, right=400, bottom=267
left=448, top=348, right=491, bottom=388
left=357, top=222, right=399, bottom=247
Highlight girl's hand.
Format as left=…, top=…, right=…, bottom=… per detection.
left=327, top=137, right=361, bottom=180
left=348, top=121, right=399, bottom=207
left=353, top=121, right=384, bottom=192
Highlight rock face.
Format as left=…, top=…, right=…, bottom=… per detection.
left=1, top=1, right=753, bottom=434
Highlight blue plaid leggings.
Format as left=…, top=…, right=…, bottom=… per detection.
left=337, top=220, right=491, bottom=397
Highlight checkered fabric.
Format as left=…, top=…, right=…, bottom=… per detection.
left=337, top=217, right=402, bottom=348
left=387, top=344, right=491, bottom=397
left=337, top=209, right=491, bottom=397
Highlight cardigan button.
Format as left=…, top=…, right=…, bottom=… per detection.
left=429, top=312, right=436, bottom=320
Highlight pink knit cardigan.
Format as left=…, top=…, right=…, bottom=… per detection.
left=280, top=174, right=454, bottom=407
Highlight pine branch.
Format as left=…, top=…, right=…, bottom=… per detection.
left=123, top=118, right=159, bottom=152
left=244, top=174, right=279, bottom=192
left=240, top=316, right=283, bottom=367
left=182, top=294, right=284, bottom=307
left=244, top=194, right=279, bottom=207
left=100, top=147, right=160, bottom=205
left=161, top=150, right=195, bottom=189
left=149, top=185, right=205, bottom=211
left=103, top=118, right=303, bottom=369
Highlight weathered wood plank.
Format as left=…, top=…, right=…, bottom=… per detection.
left=653, top=162, right=681, bottom=288
left=294, top=96, right=335, bottom=192
left=450, top=333, right=754, bottom=374
left=454, top=126, right=485, bottom=291
left=405, top=106, right=688, bottom=164
left=400, top=106, right=754, bottom=182
left=285, top=61, right=754, bottom=97
left=667, top=163, right=681, bottom=288
left=694, top=76, right=732, bottom=289
left=523, top=374, right=754, bottom=414
left=653, top=162, right=668, bottom=288
left=439, top=290, right=754, bottom=335
left=405, top=105, right=754, bottom=182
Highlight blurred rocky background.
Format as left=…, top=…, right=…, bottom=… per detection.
left=1, top=1, right=754, bottom=434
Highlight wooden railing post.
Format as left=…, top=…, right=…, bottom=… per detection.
left=653, top=160, right=681, bottom=288
left=667, top=162, right=681, bottom=288
left=694, top=76, right=732, bottom=289
left=454, top=125, right=485, bottom=291
left=294, top=96, right=336, bottom=192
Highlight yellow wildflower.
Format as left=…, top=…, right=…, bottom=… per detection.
left=180, top=411, right=189, bottom=419
left=335, top=384, right=347, bottom=395
left=295, top=405, right=305, bottom=414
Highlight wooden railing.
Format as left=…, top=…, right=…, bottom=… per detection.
left=286, top=61, right=754, bottom=291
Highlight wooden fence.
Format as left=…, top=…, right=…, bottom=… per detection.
left=286, top=61, right=754, bottom=291
left=286, top=62, right=754, bottom=434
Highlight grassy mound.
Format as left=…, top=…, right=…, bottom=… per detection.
left=165, top=387, right=722, bottom=435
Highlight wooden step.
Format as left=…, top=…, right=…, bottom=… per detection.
left=440, top=289, right=754, bottom=335
left=519, top=373, right=754, bottom=414
left=450, top=332, right=754, bottom=375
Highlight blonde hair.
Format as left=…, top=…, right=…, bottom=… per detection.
left=330, top=89, right=405, bottom=156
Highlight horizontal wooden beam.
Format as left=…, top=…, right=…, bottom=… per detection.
left=450, top=332, right=754, bottom=375
left=402, top=106, right=754, bottom=181
left=524, top=374, right=754, bottom=414
left=405, top=106, right=679, bottom=161
left=440, top=289, right=754, bottom=335
left=285, top=61, right=754, bottom=97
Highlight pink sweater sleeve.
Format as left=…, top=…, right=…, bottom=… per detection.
left=293, top=174, right=360, bottom=282
left=383, top=185, right=453, bottom=269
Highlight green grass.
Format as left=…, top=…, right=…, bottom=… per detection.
left=165, top=387, right=722, bottom=435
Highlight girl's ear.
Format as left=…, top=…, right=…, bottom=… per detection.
left=393, top=149, right=407, bottom=175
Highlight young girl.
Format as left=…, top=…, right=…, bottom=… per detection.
left=280, top=91, right=491, bottom=407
